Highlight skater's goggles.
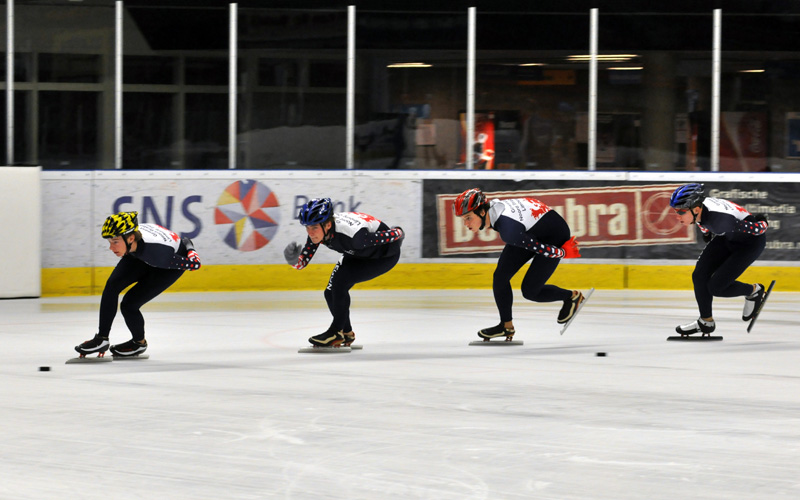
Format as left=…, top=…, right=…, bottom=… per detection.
left=674, top=208, right=689, bottom=215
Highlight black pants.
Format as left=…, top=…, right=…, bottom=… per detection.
left=99, top=256, right=184, bottom=341
left=693, top=234, right=766, bottom=318
left=324, top=253, right=400, bottom=332
left=493, top=211, right=573, bottom=322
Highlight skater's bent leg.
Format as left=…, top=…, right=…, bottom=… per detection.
left=327, top=255, right=399, bottom=332
left=692, top=238, right=727, bottom=318
left=493, top=246, right=532, bottom=322
left=706, top=235, right=766, bottom=298
left=120, top=268, right=184, bottom=341
left=98, top=258, right=147, bottom=336
left=520, top=256, right=571, bottom=303
left=323, top=262, right=341, bottom=318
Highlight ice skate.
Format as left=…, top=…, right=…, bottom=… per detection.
left=478, top=323, right=515, bottom=341
left=341, top=332, right=355, bottom=346
left=339, top=332, right=363, bottom=350
left=308, top=329, right=345, bottom=348
left=74, top=334, right=109, bottom=357
left=469, top=323, right=523, bottom=346
left=559, top=288, right=594, bottom=335
left=742, top=283, right=764, bottom=321
left=299, top=329, right=352, bottom=353
left=110, top=339, right=148, bottom=357
left=557, top=291, right=585, bottom=324
left=747, top=279, right=776, bottom=333
left=668, top=318, right=722, bottom=341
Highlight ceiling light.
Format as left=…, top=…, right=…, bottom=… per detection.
left=567, top=54, right=639, bottom=62
left=387, top=62, right=432, bottom=68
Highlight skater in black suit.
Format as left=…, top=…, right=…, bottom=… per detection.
left=670, top=184, right=768, bottom=336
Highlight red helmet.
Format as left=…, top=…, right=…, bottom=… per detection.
left=453, top=188, right=487, bottom=216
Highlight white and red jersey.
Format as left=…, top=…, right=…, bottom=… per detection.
left=487, top=198, right=567, bottom=258
left=129, top=223, right=199, bottom=270
left=697, top=197, right=768, bottom=240
left=291, top=212, right=404, bottom=270
left=488, top=197, right=552, bottom=232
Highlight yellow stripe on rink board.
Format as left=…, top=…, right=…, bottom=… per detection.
left=41, top=263, right=799, bottom=296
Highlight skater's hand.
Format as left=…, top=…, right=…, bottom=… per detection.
left=187, top=250, right=201, bottom=270
left=284, top=242, right=302, bottom=265
left=561, top=237, right=581, bottom=259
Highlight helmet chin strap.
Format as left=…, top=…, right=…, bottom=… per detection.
left=478, top=208, right=488, bottom=230
left=321, top=219, right=334, bottom=241
left=690, top=206, right=701, bottom=224
left=124, top=233, right=135, bottom=254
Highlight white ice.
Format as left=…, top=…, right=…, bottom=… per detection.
left=2, top=289, right=799, bottom=500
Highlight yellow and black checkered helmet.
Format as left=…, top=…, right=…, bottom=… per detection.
left=101, top=211, right=139, bottom=238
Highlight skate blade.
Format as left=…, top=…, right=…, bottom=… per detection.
left=111, top=354, right=150, bottom=360
left=298, top=346, right=352, bottom=354
left=559, top=287, right=595, bottom=335
left=747, top=279, right=776, bottom=333
left=667, top=336, right=723, bottom=342
left=469, top=340, right=524, bottom=346
left=66, top=355, right=112, bottom=364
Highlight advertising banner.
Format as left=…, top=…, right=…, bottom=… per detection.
left=719, top=112, right=767, bottom=172
left=423, top=179, right=800, bottom=261
left=43, top=173, right=421, bottom=269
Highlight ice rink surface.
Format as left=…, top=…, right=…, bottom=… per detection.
left=2, top=288, right=799, bottom=500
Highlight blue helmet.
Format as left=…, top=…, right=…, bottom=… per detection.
left=670, top=183, right=705, bottom=210
left=298, top=198, right=333, bottom=226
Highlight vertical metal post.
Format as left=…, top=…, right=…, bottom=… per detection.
left=346, top=5, right=355, bottom=170
left=229, top=3, right=238, bottom=169
left=114, top=1, right=123, bottom=169
left=6, top=0, right=14, bottom=165
left=588, top=8, right=598, bottom=171
left=711, top=8, right=721, bottom=172
left=466, top=7, right=476, bottom=170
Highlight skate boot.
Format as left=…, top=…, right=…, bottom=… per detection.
left=557, top=291, right=585, bottom=324
left=308, top=328, right=345, bottom=348
left=110, top=338, right=148, bottom=357
left=75, top=334, right=110, bottom=357
left=675, top=318, right=716, bottom=336
left=478, top=323, right=515, bottom=341
left=341, top=331, right=356, bottom=347
left=742, top=283, right=764, bottom=321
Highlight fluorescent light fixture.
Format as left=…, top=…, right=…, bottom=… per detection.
left=607, top=66, right=643, bottom=70
left=567, top=54, right=639, bottom=62
left=387, top=62, right=432, bottom=68
left=519, top=63, right=545, bottom=67
left=739, top=69, right=765, bottom=73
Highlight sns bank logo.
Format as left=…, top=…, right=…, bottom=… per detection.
left=215, top=180, right=280, bottom=251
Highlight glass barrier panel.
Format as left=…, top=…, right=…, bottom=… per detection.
left=124, top=4, right=228, bottom=169
left=722, top=11, right=800, bottom=173
left=476, top=11, right=590, bottom=170
left=237, top=7, right=347, bottom=169
left=15, top=1, right=114, bottom=169
left=355, top=9, right=467, bottom=169
left=597, top=12, right=712, bottom=171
